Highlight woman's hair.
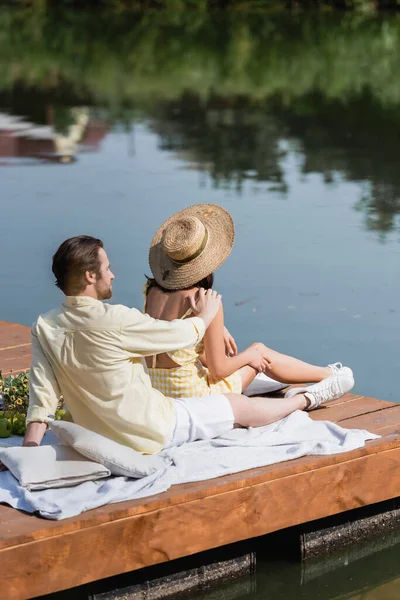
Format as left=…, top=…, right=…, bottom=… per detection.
left=145, top=273, right=214, bottom=294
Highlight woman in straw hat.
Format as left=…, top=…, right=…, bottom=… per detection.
left=145, top=203, right=353, bottom=403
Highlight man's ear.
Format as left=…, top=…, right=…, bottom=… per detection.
left=84, top=270, right=97, bottom=285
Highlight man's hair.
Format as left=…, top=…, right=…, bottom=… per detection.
left=52, top=236, right=104, bottom=294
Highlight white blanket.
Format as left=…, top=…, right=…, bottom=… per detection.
left=0, top=411, right=379, bottom=520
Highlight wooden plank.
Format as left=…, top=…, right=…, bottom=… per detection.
left=0, top=347, right=30, bottom=363
left=310, top=396, right=395, bottom=422
left=0, top=321, right=23, bottom=330
left=0, top=345, right=31, bottom=357
left=338, top=404, right=400, bottom=433
left=0, top=324, right=30, bottom=348
left=1, top=356, right=31, bottom=371
left=0, top=322, right=31, bottom=375
left=2, top=441, right=400, bottom=599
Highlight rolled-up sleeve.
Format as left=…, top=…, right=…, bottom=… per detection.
left=120, top=308, right=205, bottom=357
left=26, top=328, right=61, bottom=425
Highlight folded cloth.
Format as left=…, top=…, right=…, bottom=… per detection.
left=0, top=410, right=379, bottom=519
left=0, top=445, right=111, bottom=491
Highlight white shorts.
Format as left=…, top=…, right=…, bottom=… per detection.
left=164, top=394, right=235, bottom=449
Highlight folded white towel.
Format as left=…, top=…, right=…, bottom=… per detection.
left=0, top=445, right=111, bottom=491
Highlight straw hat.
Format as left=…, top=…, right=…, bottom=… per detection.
left=149, top=204, right=234, bottom=290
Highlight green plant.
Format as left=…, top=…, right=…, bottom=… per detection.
left=0, top=370, right=69, bottom=436
left=1, top=371, right=29, bottom=414
left=0, top=371, right=29, bottom=436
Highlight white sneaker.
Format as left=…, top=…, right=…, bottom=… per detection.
left=285, top=367, right=354, bottom=398
left=285, top=368, right=354, bottom=410
left=327, top=362, right=343, bottom=374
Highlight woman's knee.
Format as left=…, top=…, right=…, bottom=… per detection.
left=251, top=342, right=281, bottom=364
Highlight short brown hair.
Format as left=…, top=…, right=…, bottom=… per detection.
left=52, top=236, right=104, bottom=294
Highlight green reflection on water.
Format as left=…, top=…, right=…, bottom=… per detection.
left=2, top=9, right=400, bottom=235
left=2, top=9, right=400, bottom=105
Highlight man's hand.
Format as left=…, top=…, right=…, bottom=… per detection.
left=224, top=326, right=238, bottom=357
left=189, top=288, right=222, bottom=329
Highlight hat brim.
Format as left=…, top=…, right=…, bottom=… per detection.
left=149, top=204, right=234, bottom=290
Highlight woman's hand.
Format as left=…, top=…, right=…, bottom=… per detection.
left=247, top=343, right=272, bottom=373
left=223, top=327, right=238, bottom=357
left=189, top=288, right=222, bottom=328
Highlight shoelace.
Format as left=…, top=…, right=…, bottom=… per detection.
left=328, top=362, right=342, bottom=374
left=311, top=377, right=342, bottom=404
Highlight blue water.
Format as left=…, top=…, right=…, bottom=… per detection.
left=2, top=123, right=399, bottom=401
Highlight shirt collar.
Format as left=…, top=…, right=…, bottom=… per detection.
left=63, top=296, right=103, bottom=308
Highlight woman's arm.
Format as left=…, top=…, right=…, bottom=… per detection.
left=203, top=304, right=269, bottom=379
left=198, top=325, right=237, bottom=366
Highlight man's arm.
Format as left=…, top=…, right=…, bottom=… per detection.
left=121, top=289, right=221, bottom=357
left=23, top=327, right=62, bottom=447
left=23, top=422, right=48, bottom=447
left=1, top=332, right=56, bottom=468
left=121, top=310, right=205, bottom=356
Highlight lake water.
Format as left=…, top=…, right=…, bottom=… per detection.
left=203, top=528, right=400, bottom=600
left=1, top=7, right=400, bottom=597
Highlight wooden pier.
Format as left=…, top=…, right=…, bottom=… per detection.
left=1, top=322, right=400, bottom=599
left=0, top=320, right=31, bottom=376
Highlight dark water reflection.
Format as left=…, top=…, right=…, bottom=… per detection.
left=1, top=8, right=400, bottom=404
left=212, top=530, right=400, bottom=600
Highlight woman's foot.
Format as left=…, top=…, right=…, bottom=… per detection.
left=285, top=368, right=354, bottom=410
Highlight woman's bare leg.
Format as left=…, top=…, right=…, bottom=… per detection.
left=238, top=365, right=258, bottom=390
left=225, top=393, right=308, bottom=427
left=237, top=350, right=331, bottom=390
left=260, top=348, right=331, bottom=384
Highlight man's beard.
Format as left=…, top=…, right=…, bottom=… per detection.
left=96, top=283, right=112, bottom=300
